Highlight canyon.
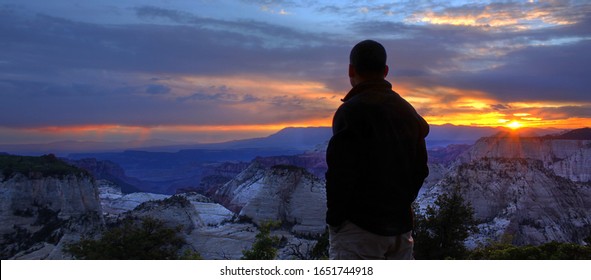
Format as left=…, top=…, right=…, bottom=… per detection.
left=1, top=128, right=590, bottom=259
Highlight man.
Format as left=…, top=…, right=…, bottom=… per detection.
left=325, top=40, right=429, bottom=260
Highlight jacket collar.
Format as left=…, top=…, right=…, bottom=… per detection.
left=342, top=79, right=393, bottom=102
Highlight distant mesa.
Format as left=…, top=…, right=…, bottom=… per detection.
left=484, top=127, right=589, bottom=140
left=549, top=127, right=591, bottom=140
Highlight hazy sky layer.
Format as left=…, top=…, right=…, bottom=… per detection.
left=1, top=0, right=590, bottom=144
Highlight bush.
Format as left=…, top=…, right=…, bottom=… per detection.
left=64, top=217, right=200, bottom=260
left=241, top=221, right=281, bottom=260
left=469, top=242, right=591, bottom=260
left=413, top=188, right=479, bottom=259
left=309, top=229, right=329, bottom=260
left=0, top=154, right=88, bottom=180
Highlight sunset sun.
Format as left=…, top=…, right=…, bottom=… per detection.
left=507, top=120, right=523, bottom=130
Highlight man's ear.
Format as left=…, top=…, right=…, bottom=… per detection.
left=348, top=64, right=356, bottom=78
left=383, top=65, right=389, bottom=78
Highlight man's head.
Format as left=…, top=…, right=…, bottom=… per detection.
left=349, top=40, right=389, bottom=86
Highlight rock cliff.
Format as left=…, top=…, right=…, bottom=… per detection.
left=252, top=151, right=327, bottom=179
left=0, top=155, right=104, bottom=259
left=459, top=131, right=591, bottom=183
left=69, top=158, right=144, bottom=193
left=418, top=130, right=591, bottom=246
left=213, top=163, right=327, bottom=235
left=96, top=184, right=248, bottom=259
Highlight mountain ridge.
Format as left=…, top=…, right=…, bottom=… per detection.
left=2, top=125, right=568, bottom=156
left=418, top=129, right=591, bottom=246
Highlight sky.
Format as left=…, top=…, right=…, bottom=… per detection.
left=1, top=0, right=590, bottom=145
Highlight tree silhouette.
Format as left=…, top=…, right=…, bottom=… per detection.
left=413, top=188, right=479, bottom=259
left=241, top=221, right=281, bottom=260
left=65, top=217, right=200, bottom=260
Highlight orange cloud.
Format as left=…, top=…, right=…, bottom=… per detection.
left=409, top=4, right=579, bottom=30
left=398, top=85, right=591, bottom=130
left=10, top=117, right=334, bottom=145
left=23, top=124, right=152, bottom=143
left=176, top=75, right=340, bottom=101
left=4, top=76, right=589, bottom=146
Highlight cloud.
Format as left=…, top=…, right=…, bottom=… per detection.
left=544, top=105, right=591, bottom=119
left=491, top=104, right=511, bottom=111
left=349, top=2, right=591, bottom=104
left=442, top=38, right=591, bottom=102
left=178, top=91, right=261, bottom=103
left=1, top=1, right=590, bottom=143
left=0, top=6, right=345, bottom=79
left=406, top=1, right=589, bottom=29
left=0, top=75, right=336, bottom=128
left=145, top=84, right=171, bottom=95
left=0, top=6, right=345, bottom=129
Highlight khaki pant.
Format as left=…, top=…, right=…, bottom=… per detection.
left=329, top=221, right=414, bottom=260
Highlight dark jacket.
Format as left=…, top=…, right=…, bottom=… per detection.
left=325, top=79, right=429, bottom=236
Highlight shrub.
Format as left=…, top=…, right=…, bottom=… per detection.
left=413, top=188, right=479, bottom=259
left=469, top=242, right=591, bottom=260
left=241, top=221, right=281, bottom=260
left=309, top=229, right=329, bottom=260
left=64, top=217, right=200, bottom=260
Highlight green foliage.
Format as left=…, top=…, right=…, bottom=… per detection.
left=134, top=195, right=191, bottom=212
left=0, top=154, right=88, bottom=180
left=309, top=229, right=329, bottom=260
left=469, top=242, right=591, bottom=260
left=64, top=217, right=200, bottom=260
left=413, top=188, right=479, bottom=260
left=285, top=229, right=329, bottom=260
left=413, top=190, right=591, bottom=260
left=271, top=165, right=306, bottom=172
left=179, top=249, right=204, bottom=260
left=241, top=220, right=281, bottom=260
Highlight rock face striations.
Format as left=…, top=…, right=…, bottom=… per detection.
left=0, top=154, right=104, bottom=259
left=213, top=162, right=327, bottom=235
left=418, top=128, right=591, bottom=246
left=459, top=128, right=591, bottom=183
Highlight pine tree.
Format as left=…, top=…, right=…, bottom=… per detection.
left=241, top=221, right=281, bottom=260
left=64, top=217, right=200, bottom=259
left=413, top=188, right=479, bottom=259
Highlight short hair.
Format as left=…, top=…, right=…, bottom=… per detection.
left=349, top=40, right=387, bottom=76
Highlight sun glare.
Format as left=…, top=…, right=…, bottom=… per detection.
left=507, top=120, right=523, bottom=130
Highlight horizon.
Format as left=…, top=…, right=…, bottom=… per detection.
left=0, top=123, right=583, bottom=145
left=2, top=124, right=586, bottom=157
left=1, top=1, right=591, bottom=145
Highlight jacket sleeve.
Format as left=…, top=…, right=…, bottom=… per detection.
left=325, top=106, right=363, bottom=226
